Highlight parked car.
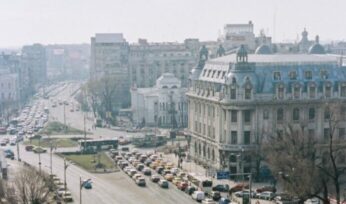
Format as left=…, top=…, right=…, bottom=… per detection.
left=132, top=173, right=142, bottom=181
left=257, top=191, right=275, bottom=200
left=211, top=191, right=221, bottom=201
left=164, top=173, right=174, bottom=182
left=234, top=190, right=256, bottom=198
left=151, top=175, right=160, bottom=183
left=177, top=181, right=188, bottom=191
left=33, top=146, right=47, bottom=153
left=212, top=184, right=229, bottom=192
left=218, top=197, right=231, bottom=204
left=142, top=168, right=152, bottom=176
left=202, top=198, right=217, bottom=204
left=192, top=191, right=205, bottom=202
left=185, top=186, right=196, bottom=195
left=158, top=179, right=169, bottom=188
left=229, top=183, right=249, bottom=193
left=136, top=177, right=146, bottom=187
left=256, top=185, right=277, bottom=193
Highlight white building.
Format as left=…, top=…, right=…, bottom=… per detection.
left=131, top=73, right=188, bottom=128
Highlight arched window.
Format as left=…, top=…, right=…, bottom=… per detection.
left=245, top=85, right=252, bottom=100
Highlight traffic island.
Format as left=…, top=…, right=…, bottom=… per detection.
left=57, top=152, right=119, bottom=173
left=24, top=137, right=80, bottom=148
left=39, top=121, right=92, bottom=135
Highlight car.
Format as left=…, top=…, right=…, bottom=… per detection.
left=210, top=191, right=221, bottom=201
left=192, top=191, right=205, bottom=202
left=136, top=164, right=145, bottom=171
left=142, top=168, right=152, bottom=176
left=121, top=147, right=130, bottom=152
left=234, top=190, right=256, bottom=198
left=185, top=186, right=196, bottom=195
left=171, top=167, right=179, bottom=175
left=218, top=197, right=231, bottom=204
left=212, top=184, right=229, bottom=192
left=258, top=191, right=276, bottom=200
left=274, top=193, right=294, bottom=202
left=0, top=140, right=6, bottom=146
left=162, top=169, right=171, bottom=176
left=61, top=192, right=73, bottom=202
left=9, top=140, right=16, bottom=146
left=229, top=183, right=249, bottom=193
left=164, top=173, right=174, bottom=182
left=136, top=177, right=146, bottom=187
left=4, top=150, right=14, bottom=159
left=156, top=166, right=164, bottom=174
left=132, top=173, right=142, bottom=180
left=202, top=198, right=217, bottom=204
left=172, top=177, right=182, bottom=185
left=33, top=147, right=47, bottom=153
left=255, top=185, right=276, bottom=193
left=129, top=169, right=137, bottom=177
left=177, top=181, right=188, bottom=191
left=158, top=179, right=169, bottom=188
left=151, top=175, right=160, bottom=183
left=83, top=181, right=92, bottom=189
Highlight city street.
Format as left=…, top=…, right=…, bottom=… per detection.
left=9, top=82, right=196, bottom=204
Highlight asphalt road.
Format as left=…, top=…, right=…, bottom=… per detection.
left=8, top=82, right=197, bottom=204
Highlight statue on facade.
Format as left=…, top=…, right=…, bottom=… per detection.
left=216, top=44, right=226, bottom=57
left=197, top=45, right=209, bottom=69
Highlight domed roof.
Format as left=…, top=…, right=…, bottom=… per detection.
left=309, top=35, right=325, bottom=54
left=255, top=44, right=272, bottom=55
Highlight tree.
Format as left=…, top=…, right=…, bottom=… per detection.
left=14, top=167, right=51, bottom=204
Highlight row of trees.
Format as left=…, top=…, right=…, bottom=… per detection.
left=262, top=103, right=346, bottom=204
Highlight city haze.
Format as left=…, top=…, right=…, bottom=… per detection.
left=0, top=0, right=345, bottom=47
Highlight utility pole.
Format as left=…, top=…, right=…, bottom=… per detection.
left=49, top=135, right=53, bottom=175
left=83, top=114, right=87, bottom=153
left=63, top=103, right=66, bottom=132
left=64, top=158, right=69, bottom=194
left=38, top=137, right=41, bottom=174
left=79, top=176, right=82, bottom=204
left=16, top=139, right=20, bottom=161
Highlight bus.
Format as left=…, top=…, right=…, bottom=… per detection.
left=79, top=138, right=118, bottom=152
left=187, top=174, right=213, bottom=194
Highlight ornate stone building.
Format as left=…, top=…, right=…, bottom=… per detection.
left=187, top=43, right=346, bottom=175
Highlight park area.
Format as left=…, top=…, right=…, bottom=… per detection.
left=24, top=137, right=79, bottom=148
left=60, top=152, right=117, bottom=173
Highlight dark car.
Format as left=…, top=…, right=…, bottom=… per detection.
left=211, top=191, right=221, bottom=201
left=212, top=184, right=229, bottom=192
left=25, top=145, right=34, bottom=151
left=142, top=168, right=152, bottom=176
left=156, top=167, right=164, bottom=174
left=185, top=186, right=196, bottom=195
left=219, top=197, right=231, bottom=204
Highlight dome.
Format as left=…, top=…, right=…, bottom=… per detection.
left=308, top=35, right=325, bottom=54
left=255, top=44, right=272, bottom=55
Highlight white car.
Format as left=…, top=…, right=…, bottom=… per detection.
left=192, top=191, right=205, bottom=202
left=202, top=198, right=217, bottom=204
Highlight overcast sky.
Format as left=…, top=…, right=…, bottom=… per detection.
left=0, top=0, right=345, bottom=47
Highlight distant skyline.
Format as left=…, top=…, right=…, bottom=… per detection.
left=0, top=0, right=345, bottom=47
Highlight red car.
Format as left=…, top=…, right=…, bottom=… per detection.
left=256, top=186, right=276, bottom=193
left=229, top=183, right=249, bottom=193
left=177, top=181, right=188, bottom=191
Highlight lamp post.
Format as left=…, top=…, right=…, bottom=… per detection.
left=64, top=158, right=70, bottom=194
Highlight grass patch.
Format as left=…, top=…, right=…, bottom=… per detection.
left=39, top=121, right=88, bottom=135
left=62, top=152, right=115, bottom=172
left=24, top=138, right=79, bottom=148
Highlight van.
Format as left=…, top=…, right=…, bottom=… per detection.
left=192, top=191, right=205, bottom=202
left=121, top=147, right=130, bottom=152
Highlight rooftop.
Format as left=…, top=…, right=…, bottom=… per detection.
left=95, top=33, right=125, bottom=43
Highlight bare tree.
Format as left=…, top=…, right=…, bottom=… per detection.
left=14, top=167, right=51, bottom=204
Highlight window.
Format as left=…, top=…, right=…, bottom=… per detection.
left=245, top=87, right=252, bottom=100
left=321, top=70, right=328, bottom=79
left=341, top=85, right=346, bottom=97
left=230, top=88, right=236, bottom=99
left=263, top=110, right=269, bottom=120
left=278, top=86, right=284, bottom=99
left=339, top=128, right=345, bottom=140
left=305, top=71, right=312, bottom=80
left=293, top=108, right=300, bottom=121
left=309, top=108, right=315, bottom=120
left=273, top=72, right=281, bottom=80
left=324, top=128, right=330, bottom=142
left=231, top=131, right=237, bottom=144
left=289, top=71, right=297, bottom=80
left=244, top=110, right=251, bottom=123
left=308, top=129, right=314, bottom=137
left=293, top=86, right=300, bottom=99
left=277, top=108, right=284, bottom=121
left=309, top=86, right=316, bottom=98
left=324, top=109, right=331, bottom=120
left=325, top=85, right=332, bottom=98
left=231, top=110, right=237, bottom=122
left=244, top=131, right=251, bottom=144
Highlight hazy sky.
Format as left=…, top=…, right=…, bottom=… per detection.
left=0, top=0, right=345, bottom=47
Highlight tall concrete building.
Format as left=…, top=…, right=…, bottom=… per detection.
left=90, top=33, right=130, bottom=107
left=21, top=44, right=47, bottom=88
left=129, top=39, right=197, bottom=88
left=187, top=44, right=346, bottom=176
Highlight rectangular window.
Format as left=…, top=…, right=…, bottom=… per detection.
left=230, top=88, right=236, bottom=99
left=309, top=108, right=315, bottom=120
left=263, top=110, right=269, bottom=120
left=244, top=131, right=251, bottom=144
left=324, top=109, right=331, bottom=120
left=325, top=86, right=331, bottom=98
left=309, top=86, right=316, bottom=98
left=341, top=86, right=346, bottom=97
left=289, top=71, right=297, bottom=80
left=244, top=110, right=251, bottom=123
left=324, top=128, right=330, bottom=142
left=308, top=129, right=314, bottom=137
left=277, top=108, right=284, bottom=121
left=293, top=87, right=300, bottom=99
left=278, top=87, right=284, bottom=99
left=293, top=108, right=300, bottom=121
left=339, top=128, right=345, bottom=140
left=231, top=110, right=237, bottom=122
left=305, top=71, right=312, bottom=80
left=273, top=72, right=281, bottom=80
left=231, top=131, right=237, bottom=144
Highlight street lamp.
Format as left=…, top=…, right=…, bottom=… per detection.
left=64, top=158, right=70, bottom=194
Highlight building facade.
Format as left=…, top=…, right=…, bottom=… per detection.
left=129, top=39, right=197, bottom=88
left=187, top=44, right=346, bottom=175
left=131, top=73, right=188, bottom=128
left=21, top=44, right=47, bottom=86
